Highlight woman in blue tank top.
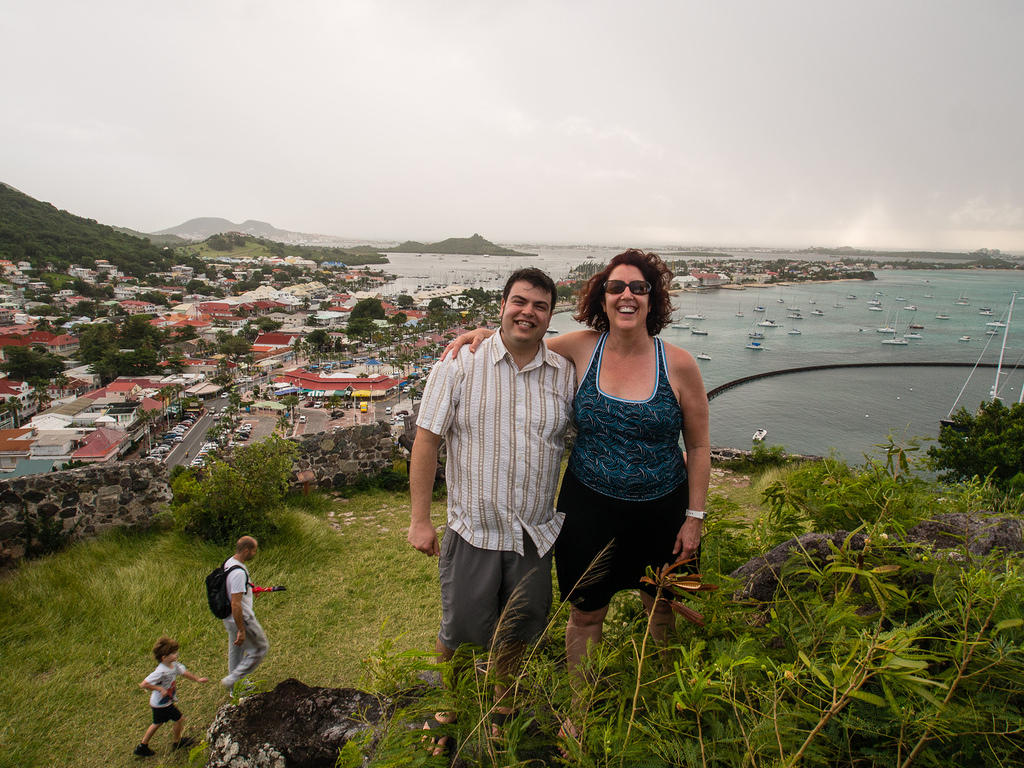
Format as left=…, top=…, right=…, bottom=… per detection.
left=546, top=250, right=710, bottom=682
left=445, top=249, right=711, bottom=734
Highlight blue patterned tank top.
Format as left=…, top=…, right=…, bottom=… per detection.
left=567, top=334, right=687, bottom=501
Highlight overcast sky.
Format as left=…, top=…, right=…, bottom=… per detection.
left=2, top=1, right=1022, bottom=252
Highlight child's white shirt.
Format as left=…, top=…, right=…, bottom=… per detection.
left=144, top=661, right=187, bottom=707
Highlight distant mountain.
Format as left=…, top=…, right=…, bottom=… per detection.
left=384, top=233, right=536, bottom=257
left=153, top=217, right=304, bottom=242
left=112, top=226, right=188, bottom=246
left=0, top=182, right=181, bottom=277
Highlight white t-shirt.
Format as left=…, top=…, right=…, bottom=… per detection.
left=223, top=556, right=253, bottom=617
left=144, top=661, right=186, bottom=708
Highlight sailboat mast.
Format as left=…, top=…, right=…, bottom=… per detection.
left=991, top=291, right=1016, bottom=400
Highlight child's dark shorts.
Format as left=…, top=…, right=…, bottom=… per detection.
left=151, top=704, right=182, bottom=724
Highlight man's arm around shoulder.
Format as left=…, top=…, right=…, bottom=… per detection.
left=408, top=427, right=443, bottom=556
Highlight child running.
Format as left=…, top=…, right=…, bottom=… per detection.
left=133, top=636, right=208, bottom=757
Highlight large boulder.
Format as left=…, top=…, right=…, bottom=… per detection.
left=730, top=513, right=1024, bottom=602
left=205, top=678, right=388, bottom=768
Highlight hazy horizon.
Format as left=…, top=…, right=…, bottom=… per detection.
left=3, top=1, right=1022, bottom=253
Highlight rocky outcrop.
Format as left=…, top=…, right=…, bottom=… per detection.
left=289, top=422, right=394, bottom=491
left=730, top=513, right=1024, bottom=602
left=205, top=679, right=388, bottom=768
left=0, top=459, right=171, bottom=567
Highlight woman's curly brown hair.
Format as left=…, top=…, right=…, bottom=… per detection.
left=574, top=249, right=676, bottom=336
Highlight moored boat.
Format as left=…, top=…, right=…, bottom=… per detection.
left=752, top=428, right=768, bottom=442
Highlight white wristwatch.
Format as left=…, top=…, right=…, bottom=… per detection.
left=685, top=508, right=706, bottom=520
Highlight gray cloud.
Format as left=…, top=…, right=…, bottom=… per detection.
left=2, top=0, right=1021, bottom=251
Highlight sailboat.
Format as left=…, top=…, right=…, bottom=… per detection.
left=942, top=292, right=1020, bottom=430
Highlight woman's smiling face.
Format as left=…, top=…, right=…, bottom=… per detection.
left=603, top=263, right=649, bottom=334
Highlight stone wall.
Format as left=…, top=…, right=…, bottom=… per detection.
left=0, top=459, right=172, bottom=567
left=0, top=422, right=397, bottom=568
left=288, top=421, right=395, bottom=490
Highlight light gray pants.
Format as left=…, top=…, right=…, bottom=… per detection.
left=222, top=614, right=269, bottom=684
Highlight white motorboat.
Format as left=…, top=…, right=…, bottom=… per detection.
left=757, top=319, right=778, bottom=327
left=690, top=328, right=709, bottom=336
left=696, top=352, right=711, bottom=360
left=752, top=428, right=768, bottom=442
left=745, top=341, right=766, bottom=350
left=787, top=328, right=802, bottom=335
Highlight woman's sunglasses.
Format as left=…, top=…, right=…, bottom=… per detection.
left=603, top=279, right=652, bottom=295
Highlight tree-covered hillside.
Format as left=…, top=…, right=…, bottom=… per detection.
left=0, top=183, right=181, bottom=277
left=384, top=232, right=536, bottom=257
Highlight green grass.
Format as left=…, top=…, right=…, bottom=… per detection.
left=0, top=489, right=445, bottom=768
left=0, top=466, right=759, bottom=768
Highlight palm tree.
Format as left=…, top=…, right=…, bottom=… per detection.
left=33, top=386, right=51, bottom=415
left=0, top=398, right=23, bottom=428
left=280, top=394, right=300, bottom=424
left=276, top=412, right=292, bottom=435
left=135, top=406, right=155, bottom=453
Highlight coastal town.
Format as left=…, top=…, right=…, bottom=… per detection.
left=0, top=205, right=913, bottom=479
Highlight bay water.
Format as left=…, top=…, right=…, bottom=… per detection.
left=380, top=249, right=1022, bottom=462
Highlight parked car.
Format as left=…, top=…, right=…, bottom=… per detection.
left=299, top=415, right=307, bottom=423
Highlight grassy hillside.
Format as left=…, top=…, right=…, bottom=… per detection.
left=4, top=456, right=1022, bottom=768
left=0, top=490, right=443, bottom=768
left=0, top=183, right=185, bottom=278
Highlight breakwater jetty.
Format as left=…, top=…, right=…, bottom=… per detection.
left=707, top=361, right=1024, bottom=400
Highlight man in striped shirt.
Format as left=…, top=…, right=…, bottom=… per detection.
left=408, top=268, right=573, bottom=738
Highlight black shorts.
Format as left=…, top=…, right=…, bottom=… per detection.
left=151, top=704, right=182, bottom=725
left=555, top=470, right=695, bottom=612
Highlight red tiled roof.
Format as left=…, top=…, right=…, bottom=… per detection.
left=72, top=427, right=127, bottom=458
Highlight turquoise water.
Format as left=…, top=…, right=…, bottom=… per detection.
left=549, top=269, right=1023, bottom=461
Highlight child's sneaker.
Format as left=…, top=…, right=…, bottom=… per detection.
left=172, top=736, right=196, bottom=751
left=133, top=743, right=155, bottom=757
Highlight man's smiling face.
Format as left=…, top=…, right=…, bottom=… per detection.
left=499, top=280, right=553, bottom=350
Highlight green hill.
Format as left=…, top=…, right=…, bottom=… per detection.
left=179, top=234, right=389, bottom=266
left=0, top=182, right=181, bottom=278
left=384, top=233, right=536, bottom=257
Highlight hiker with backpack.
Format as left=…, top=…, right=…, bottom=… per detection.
left=211, top=535, right=269, bottom=694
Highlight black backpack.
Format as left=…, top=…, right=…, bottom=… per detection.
left=206, top=560, right=248, bottom=619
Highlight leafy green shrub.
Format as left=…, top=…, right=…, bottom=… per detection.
left=928, top=399, right=1024, bottom=492
left=170, top=435, right=298, bottom=544
left=719, top=442, right=794, bottom=473
left=366, top=532, right=1024, bottom=767
left=759, top=441, right=933, bottom=538
left=336, top=468, right=409, bottom=495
